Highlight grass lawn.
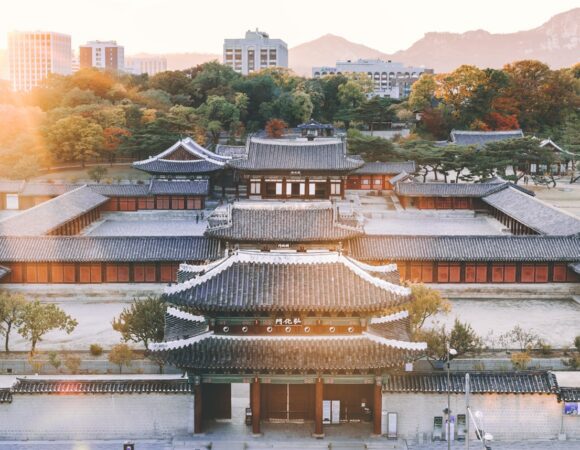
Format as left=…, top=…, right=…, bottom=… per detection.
left=30, top=164, right=151, bottom=183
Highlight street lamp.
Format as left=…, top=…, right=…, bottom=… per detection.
left=446, top=346, right=457, bottom=450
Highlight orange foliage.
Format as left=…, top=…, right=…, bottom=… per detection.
left=265, top=119, right=288, bottom=138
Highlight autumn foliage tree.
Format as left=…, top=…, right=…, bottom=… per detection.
left=265, top=119, right=288, bottom=138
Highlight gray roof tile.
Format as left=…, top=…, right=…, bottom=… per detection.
left=348, top=235, right=580, bottom=262
left=353, top=161, right=416, bottom=175
left=0, top=186, right=108, bottom=236
left=396, top=182, right=506, bottom=197
left=229, top=138, right=363, bottom=172
left=10, top=378, right=192, bottom=394
left=482, top=186, right=580, bottom=235
left=450, top=129, right=524, bottom=146
left=0, top=236, right=222, bottom=262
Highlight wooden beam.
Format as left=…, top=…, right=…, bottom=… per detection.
left=251, top=377, right=261, bottom=435
left=373, top=377, right=382, bottom=435
left=194, top=383, right=203, bottom=434
left=314, top=377, right=324, bottom=437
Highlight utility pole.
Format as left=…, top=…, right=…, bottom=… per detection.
left=466, top=373, right=470, bottom=450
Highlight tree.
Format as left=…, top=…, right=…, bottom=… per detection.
left=45, top=115, right=104, bottom=167
left=408, top=74, right=437, bottom=111
left=434, top=65, right=487, bottom=120
left=108, top=343, right=134, bottom=374
left=407, top=283, right=451, bottom=334
left=18, top=300, right=77, bottom=354
left=265, top=119, right=288, bottom=138
left=102, top=127, right=132, bottom=164
left=0, top=291, right=26, bottom=352
left=87, top=166, right=108, bottom=183
left=336, top=78, right=371, bottom=128
left=417, top=320, right=482, bottom=360
left=355, top=97, right=396, bottom=132
left=500, top=325, right=540, bottom=352
left=346, top=129, right=399, bottom=162
left=196, top=95, right=242, bottom=144
left=112, top=296, right=165, bottom=350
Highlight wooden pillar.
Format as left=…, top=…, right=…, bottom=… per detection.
left=314, top=377, right=324, bottom=437
left=251, top=377, right=261, bottom=435
left=194, top=381, right=203, bottom=434
left=373, top=377, right=382, bottom=436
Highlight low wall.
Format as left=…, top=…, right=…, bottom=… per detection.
left=0, top=393, right=194, bottom=440
left=383, top=392, right=579, bottom=441
left=435, top=283, right=580, bottom=299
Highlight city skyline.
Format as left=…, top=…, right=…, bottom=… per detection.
left=1, top=0, right=578, bottom=55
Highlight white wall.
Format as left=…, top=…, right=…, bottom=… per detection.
left=383, top=392, right=580, bottom=440
left=0, top=393, right=194, bottom=439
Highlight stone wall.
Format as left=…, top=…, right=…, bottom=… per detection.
left=0, top=393, right=194, bottom=440
left=383, top=392, right=580, bottom=441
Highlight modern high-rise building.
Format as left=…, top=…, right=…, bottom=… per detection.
left=312, top=59, right=433, bottom=99
left=8, top=31, right=72, bottom=91
left=125, top=56, right=167, bottom=76
left=79, top=40, right=124, bottom=71
left=223, top=29, right=288, bottom=75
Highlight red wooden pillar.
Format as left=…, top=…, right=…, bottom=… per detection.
left=251, top=377, right=261, bottom=435
left=373, top=377, right=382, bottom=435
left=314, top=377, right=324, bottom=437
left=194, top=381, right=203, bottom=434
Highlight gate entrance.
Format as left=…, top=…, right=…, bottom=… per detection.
left=261, top=384, right=315, bottom=422
left=201, top=383, right=231, bottom=420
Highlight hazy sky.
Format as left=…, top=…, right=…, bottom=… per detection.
left=1, top=0, right=578, bottom=54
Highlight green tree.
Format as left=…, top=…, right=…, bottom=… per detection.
left=196, top=95, right=242, bottom=144
left=18, top=300, right=77, bottom=354
left=346, top=129, right=399, bottom=162
left=336, top=78, right=369, bottom=128
left=408, top=74, right=437, bottom=111
left=355, top=97, right=396, bottom=132
left=417, top=320, right=482, bottom=360
left=112, top=296, right=165, bottom=350
left=0, top=291, right=26, bottom=352
left=407, top=283, right=451, bottom=334
left=108, top=343, right=134, bottom=374
left=45, top=115, right=104, bottom=167
left=87, top=166, right=108, bottom=183
left=400, top=139, right=446, bottom=181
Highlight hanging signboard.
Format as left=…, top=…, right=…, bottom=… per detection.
left=564, top=402, right=580, bottom=415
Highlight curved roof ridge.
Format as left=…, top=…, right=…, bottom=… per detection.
left=150, top=330, right=213, bottom=351
left=363, top=331, right=427, bottom=350
left=370, top=310, right=409, bottom=324
left=166, top=306, right=205, bottom=323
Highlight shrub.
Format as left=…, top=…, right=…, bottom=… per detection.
left=574, top=336, right=580, bottom=352
left=64, top=354, right=81, bottom=374
left=108, top=343, right=134, bottom=374
left=511, top=352, right=531, bottom=370
left=48, top=351, right=61, bottom=370
left=89, top=344, right=103, bottom=356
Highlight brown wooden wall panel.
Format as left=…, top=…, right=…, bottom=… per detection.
left=289, top=385, right=315, bottom=421
left=553, top=264, right=567, bottom=282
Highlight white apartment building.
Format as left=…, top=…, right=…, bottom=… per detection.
left=223, top=29, right=288, bottom=75
left=312, top=59, right=433, bottom=99
left=125, top=56, right=167, bottom=76
left=8, top=31, right=72, bottom=91
left=79, top=40, right=124, bottom=71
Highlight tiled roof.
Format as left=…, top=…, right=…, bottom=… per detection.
left=0, top=236, right=223, bottom=262
left=215, top=144, right=247, bottom=158
left=348, top=235, right=580, bottom=262
left=164, top=251, right=410, bottom=314
left=151, top=333, right=425, bottom=371
left=133, top=159, right=223, bottom=175
left=0, top=389, right=12, bottom=403
left=205, top=202, right=363, bottom=242
left=353, top=161, right=416, bottom=175
left=559, top=387, right=580, bottom=402
left=0, top=186, right=109, bottom=236
left=89, top=180, right=210, bottom=196
left=450, top=129, right=524, bottom=146
left=482, top=186, right=580, bottom=236
left=384, top=371, right=557, bottom=395
left=396, top=182, right=506, bottom=197
left=133, top=138, right=226, bottom=175
left=10, top=378, right=192, bottom=394
left=228, top=137, right=364, bottom=172
left=164, top=308, right=207, bottom=342
left=88, top=184, right=150, bottom=196
left=149, top=179, right=209, bottom=195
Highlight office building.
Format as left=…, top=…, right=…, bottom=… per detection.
left=79, top=40, right=124, bottom=71
left=223, top=29, right=288, bottom=75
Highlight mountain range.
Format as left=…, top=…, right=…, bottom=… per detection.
left=150, top=8, right=578, bottom=75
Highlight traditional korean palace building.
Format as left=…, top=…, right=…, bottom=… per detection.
left=150, top=249, right=426, bottom=435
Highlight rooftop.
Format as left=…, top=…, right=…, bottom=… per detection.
left=353, top=161, right=416, bottom=175
left=164, top=250, right=410, bottom=314
left=0, top=186, right=108, bottom=236
left=228, top=137, right=363, bottom=172
left=450, top=129, right=524, bottom=146
left=205, top=201, right=363, bottom=242
left=482, top=186, right=580, bottom=235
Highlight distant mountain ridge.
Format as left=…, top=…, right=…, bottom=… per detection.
left=288, top=8, right=580, bottom=75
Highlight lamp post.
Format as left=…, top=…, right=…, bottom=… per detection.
left=447, top=345, right=457, bottom=450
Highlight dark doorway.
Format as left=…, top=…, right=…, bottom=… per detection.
left=202, top=383, right=232, bottom=420
left=324, top=384, right=374, bottom=422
